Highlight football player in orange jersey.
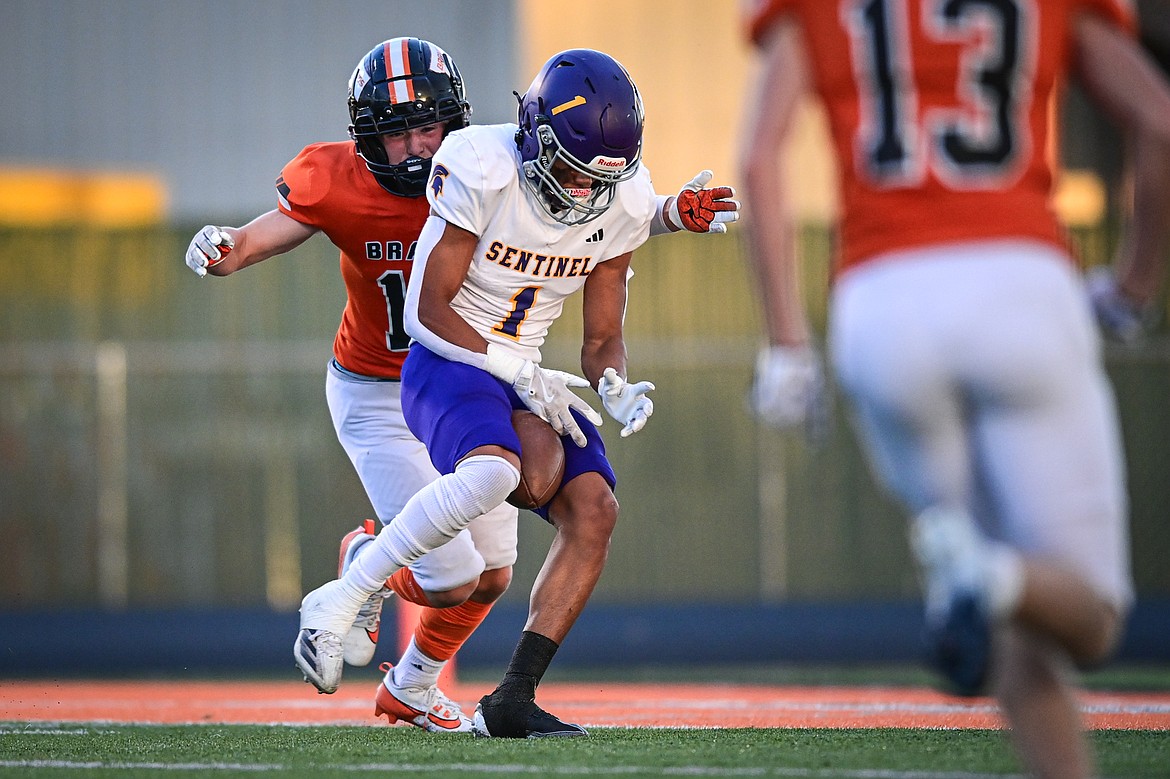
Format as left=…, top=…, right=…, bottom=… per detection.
left=185, top=37, right=738, bottom=733
left=740, top=1, right=1170, bottom=777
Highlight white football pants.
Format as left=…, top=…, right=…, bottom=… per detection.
left=829, top=240, right=1133, bottom=610
left=325, top=362, right=518, bottom=593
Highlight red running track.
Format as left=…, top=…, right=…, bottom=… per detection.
left=3, top=680, right=1169, bottom=729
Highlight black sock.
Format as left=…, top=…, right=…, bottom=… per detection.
left=493, top=631, right=559, bottom=702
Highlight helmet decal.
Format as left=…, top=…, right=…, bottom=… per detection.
left=381, top=38, right=417, bottom=104
left=429, top=47, right=449, bottom=76
left=550, top=95, right=586, bottom=115
left=351, top=64, right=370, bottom=95
left=430, top=163, right=450, bottom=198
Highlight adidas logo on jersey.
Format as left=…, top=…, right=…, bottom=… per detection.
left=585, top=228, right=604, bottom=243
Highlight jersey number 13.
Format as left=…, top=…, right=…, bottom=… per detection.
left=844, top=0, right=1032, bottom=190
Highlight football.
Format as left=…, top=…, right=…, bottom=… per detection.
left=507, top=409, right=566, bottom=510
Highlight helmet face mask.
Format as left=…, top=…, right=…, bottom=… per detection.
left=515, top=49, right=644, bottom=226
left=348, top=37, right=472, bottom=197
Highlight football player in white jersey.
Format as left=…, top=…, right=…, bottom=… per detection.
left=189, top=37, right=735, bottom=735
left=293, top=48, right=692, bottom=737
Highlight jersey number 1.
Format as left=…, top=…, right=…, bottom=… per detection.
left=845, top=0, right=1029, bottom=189
left=492, top=286, right=538, bottom=340
left=378, top=270, right=411, bottom=352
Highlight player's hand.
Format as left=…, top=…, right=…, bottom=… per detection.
left=668, top=170, right=740, bottom=234
left=518, top=365, right=603, bottom=448
left=597, top=367, right=655, bottom=437
left=185, top=225, right=235, bottom=277
left=1086, top=266, right=1148, bottom=345
left=484, top=345, right=602, bottom=446
left=750, top=345, right=825, bottom=432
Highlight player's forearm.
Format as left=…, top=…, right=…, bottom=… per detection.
left=741, top=152, right=809, bottom=348
left=210, top=210, right=315, bottom=274
left=204, top=226, right=265, bottom=275
left=415, top=306, right=488, bottom=356
left=405, top=217, right=490, bottom=362
left=404, top=275, right=492, bottom=367
left=1115, top=133, right=1170, bottom=306
left=580, top=335, right=627, bottom=389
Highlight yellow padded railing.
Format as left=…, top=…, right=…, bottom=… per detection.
left=0, top=167, right=166, bottom=227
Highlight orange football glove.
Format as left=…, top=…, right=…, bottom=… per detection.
left=669, top=170, right=740, bottom=233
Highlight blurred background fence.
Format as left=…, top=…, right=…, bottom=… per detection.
left=2, top=225, right=1168, bottom=615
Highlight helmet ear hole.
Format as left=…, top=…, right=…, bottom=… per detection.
left=356, top=136, right=388, bottom=168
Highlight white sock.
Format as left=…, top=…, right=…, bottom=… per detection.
left=346, top=454, right=519, bottom=590
left=341, top=535, right=373, bottom=577
left=391, top=637, right=447, bottom=690
left=984, top=544, right=1025, bottom=620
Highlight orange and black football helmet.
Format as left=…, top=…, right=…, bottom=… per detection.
left=348, top=37, right=472, bottom=196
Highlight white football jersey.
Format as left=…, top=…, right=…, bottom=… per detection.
left=412, top=124, right=656, bottom=364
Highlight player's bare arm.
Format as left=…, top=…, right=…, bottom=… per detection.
left=578, top=252, right=632, bottom=386
left=412, top=218, right=487, bottom=354
left=1075, top=13, right=1170, bottom=144
left=741, top=16, right=826, bottom=433
left=739, top=17, right=811, bottom=350
left=1076, top=12, right=1170, bottom=335
left=188, top=210, right=318, bottom=277
left=580, top=252, right=656, bottom=438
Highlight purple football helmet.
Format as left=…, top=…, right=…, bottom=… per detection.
left=348, top=37, right=472, bottom=197
left=515, top=49, right=644, bottom=226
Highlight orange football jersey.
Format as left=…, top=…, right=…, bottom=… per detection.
left=746, top=0, right=1135, bottom=273
left=276, top=142, right=429, bottom=378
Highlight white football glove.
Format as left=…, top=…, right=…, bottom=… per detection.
left=750, top=345, right=825, bottom=432
left=668, top=170, right=740, bottom=234
left=185, top=225, right=235, bottom=277
left=1086, top=266, right=1149, bottom=345
left=485, top=345, right=602, bottom=447
left=597, top=367, right=655, bottom=438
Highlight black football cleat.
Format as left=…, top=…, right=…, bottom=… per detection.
left=471, top=695, right=587, bottom=738
left=925, top=592, right=991, bottom=697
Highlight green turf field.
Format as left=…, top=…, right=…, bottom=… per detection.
left=4, top=666, right=1167, bottom=777
left=1, top=724, right=1167, bottom=778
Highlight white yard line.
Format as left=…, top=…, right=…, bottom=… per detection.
left=0, top=760, right=1029, bottom=778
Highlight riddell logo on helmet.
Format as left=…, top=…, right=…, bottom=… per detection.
left=352, top=67, right=369, bottom=92
left=591, top=156, right=627, bottom=170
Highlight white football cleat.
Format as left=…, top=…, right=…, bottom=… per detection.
left=294, top=578, right=368, bottom=694
left=337, top=520, right=394, bottom=666
left=346, top=587, right=392, bottom=666
left=374, top=663, right=473, bottom=734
